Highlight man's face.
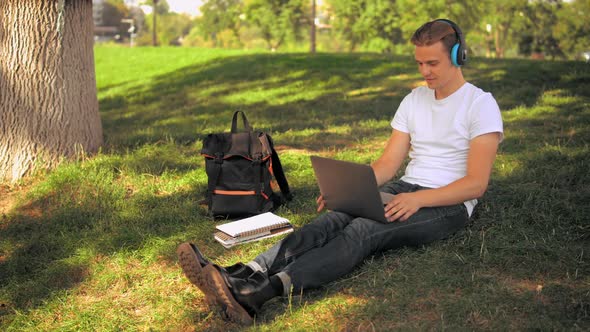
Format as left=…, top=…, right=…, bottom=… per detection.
left=414, top=41, right=457, bottom=92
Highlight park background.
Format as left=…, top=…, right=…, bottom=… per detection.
left=1, top=0, right=589, bottom=331
left=93, top=0, right=589, bottom=59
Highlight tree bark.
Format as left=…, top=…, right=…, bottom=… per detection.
left=0, top=0, right=103, bottom=182
left=152, top=0, right=158, bottom=46
left=494, top=27, right=504, bottom=58
left=310, top=0, right=316, bottom=54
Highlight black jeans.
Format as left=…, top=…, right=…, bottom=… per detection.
left=252, top=180, right=469, bottom=291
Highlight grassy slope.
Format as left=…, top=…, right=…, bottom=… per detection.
left=1, top=46, right=589, bottom=331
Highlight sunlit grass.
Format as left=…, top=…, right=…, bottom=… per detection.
left=1, top=46, right=589, bottom=331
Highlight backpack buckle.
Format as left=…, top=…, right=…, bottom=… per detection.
left=215, top=152, right=224, bottom=164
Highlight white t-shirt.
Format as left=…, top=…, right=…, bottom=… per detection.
left=391, top=82, right=503, bottom=216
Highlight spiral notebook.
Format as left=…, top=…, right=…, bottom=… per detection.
left=213, top=212, right=293, bottom=248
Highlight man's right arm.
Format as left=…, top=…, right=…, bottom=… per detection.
left=371, top=129, right=411, bottom=186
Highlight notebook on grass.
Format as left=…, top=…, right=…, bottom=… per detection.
left=214, top=212, right=293, bottom=248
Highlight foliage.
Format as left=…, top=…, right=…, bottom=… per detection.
left=554, top=0, right=590, bottom=59
left=158, top=13, right=193, bottom=46
left=98, top=0, right=589, bottom=59
left=328, top=0, right=370, bottom=51
left=137, top=12, right=193, bottom=46
left=245, top=0, right=309, bottom=50
left=1, top=46, right=589, bottom=330
left=326, top=0, right=587, bottom=58
left=515, top=1, right=565, bottom=59
left=140, top=0, right=170, bottom=15
left=328, top=0, right=486, bottom=53
left=102, top=0, right=130, bottom=33
left=472, top=0, right=526, bottom=58
left=198, top=0, right=245, bottom=47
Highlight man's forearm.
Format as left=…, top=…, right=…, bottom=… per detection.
left=415, top=132, right=500, bottom=208
left=371, top=159, right=403, bottom=187
left=413, top=175, right=488, bottom=208
left=372, top=130, right=411, bottom=186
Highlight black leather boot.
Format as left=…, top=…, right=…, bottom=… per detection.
left=225, top=262, right=255, bottom=279
left=200, top=265, right=281, bottom=325
left=186, top=242, right=210, bottom=267
left=225, top=271, right=279, bottom=316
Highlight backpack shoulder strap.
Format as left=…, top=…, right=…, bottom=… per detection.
left=271, top=148, right=293, bottom=201
left=260, top=134, right=293, bottom=201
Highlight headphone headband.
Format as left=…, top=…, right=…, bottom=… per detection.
left=433, top=18, right=467, bottom=66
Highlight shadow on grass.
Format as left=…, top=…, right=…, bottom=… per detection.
left=1, top=51, right=589, bottom=329
left=0, top=180, right=206, bottom=310
left=467, top=57, right=590, bottom=111
left=98, top=53, right=589, bottom=152
left=99, top=53, right=413, bottom=150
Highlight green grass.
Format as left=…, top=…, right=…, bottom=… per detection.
left=1, top=45, right=589, bottom=331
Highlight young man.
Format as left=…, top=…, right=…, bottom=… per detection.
left=177, top=19, right=503, bottom=325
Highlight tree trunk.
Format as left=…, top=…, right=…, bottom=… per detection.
left=494, top=28, right=504, bottom=58
left=0, top=0, right=103, bottom=182
left=152, top=0, right=159, bottom=46
left=310, top=0, right=316, bottom=54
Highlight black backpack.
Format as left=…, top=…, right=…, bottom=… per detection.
left=201, top=111, right=292, bottom=218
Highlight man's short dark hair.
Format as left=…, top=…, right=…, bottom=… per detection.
left=411, top=20, right=458, bottom=54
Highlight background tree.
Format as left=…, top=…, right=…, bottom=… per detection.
left=479, top=0, right=528, bottom=58
left=137, top=0, right=172, bottom=46
left=310, top=0, right=316, bottom=53
left=158, top=13, right=194, bottom=45
left=0, top=0, right=103, bottom=182
left=328, top=0, right=485, bottom=53
left=517, top=0, right=564, bottom=59
left=246, top=0, right=308, bottom=50
left=152, top=0, right=160, bottom=45
left=139, top=0, right=170, bottom=46
left=83, top=0, right=588, bottom=58
left=151, top=0, right=170, bottom=15
left=102, top=0, right=131, bottom=39
left=554, top=0, right=590, bottom=59
left=329, top=0, right=374, bottom=51
left=349, top=0, right=402, bottom=52
left=323, top=0, right=586, bottom=58
left=199, top=0, right=244, bottom=47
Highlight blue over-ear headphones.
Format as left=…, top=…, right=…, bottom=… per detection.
left=434, top=19, right=467, bottom=67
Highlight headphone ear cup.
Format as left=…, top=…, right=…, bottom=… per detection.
left=459, top=46, right=467, bottom=65
left=451, top=43, right=460, bottom=67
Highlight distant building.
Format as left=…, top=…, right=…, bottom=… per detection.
left=93, top=0, right=105, bottom=26
left=93, top=0, right=119, bottom=42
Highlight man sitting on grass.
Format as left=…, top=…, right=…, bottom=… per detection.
left=177, top=18, right=504, bottom=325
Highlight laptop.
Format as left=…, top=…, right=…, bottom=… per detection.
left=310, top=156, right=394, bottom=223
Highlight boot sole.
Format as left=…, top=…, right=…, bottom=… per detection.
left=177, top=243, right=208, bottom=291
left=202, top=264, right=254, bottom=325
left=177, top=243, right=219, bottom=309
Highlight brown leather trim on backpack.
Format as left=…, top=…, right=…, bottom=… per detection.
left=213, top=190, right=270, bottom=200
